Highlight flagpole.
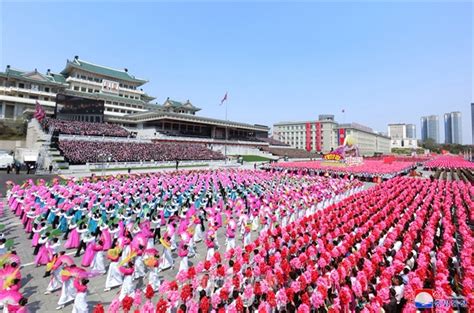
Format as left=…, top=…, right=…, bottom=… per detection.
left=225, top=99, right=228, bottom=164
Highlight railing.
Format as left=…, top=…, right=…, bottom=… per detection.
left=67, top=159, right=232, bottom=172
left=58, top=134, right=152, bottom=143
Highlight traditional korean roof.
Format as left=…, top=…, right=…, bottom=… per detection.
left=163, top=97, right=201, bottom=112
left=60, top=57, right=148, bottom=85
left=0, top=66, right=67, bottom=86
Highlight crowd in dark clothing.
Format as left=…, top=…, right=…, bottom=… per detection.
left=58, top=140, right=225, bottom=164
left=41, top=118, right=130, bottom=137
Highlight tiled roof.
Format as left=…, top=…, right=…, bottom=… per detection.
left=61, top=58, right=147, bottom=85
left=0, top=67, right=67, bottom=86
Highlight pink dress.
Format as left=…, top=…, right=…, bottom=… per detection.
left=81, top=243, right=95, bottom=267
left=101, top=229, right=112, bottom=251
left=32, top=232, right=41, bottom=247
left=64, top=228, right=79, bottom=249
left=34, top=245, right=51, bottom=266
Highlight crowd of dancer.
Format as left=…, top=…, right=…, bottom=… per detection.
left=424, top=155, right=474, bottom=170
left=268, top=160, right=418, bottom=181
left=6, top=170, right=362, bottom=311
left=41, top=118, right=130, bottom=138
left=58, top=141, right=225, bottom=164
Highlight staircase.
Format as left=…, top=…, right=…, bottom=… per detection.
left=26, top=119, right=70, bottom=173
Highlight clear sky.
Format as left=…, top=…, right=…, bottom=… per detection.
left=1, top=1, right=472, bottom=143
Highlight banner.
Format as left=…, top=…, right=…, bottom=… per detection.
left=316, top=122, right=321, bottom=152
left=338, top=128, right=346, bottom=146
left=305, top=123, right=312, bottom=152
left=102, top=79, right=119, bottom=94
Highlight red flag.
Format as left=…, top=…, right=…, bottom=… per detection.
left=220, top=92, right=228, bottom=105
left=34, top=101, right=46, bottom=122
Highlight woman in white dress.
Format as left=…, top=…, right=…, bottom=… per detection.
left=56, top=268, right=77, bottom=310
left=147, top=267, right=161, bottom=291
left=91, top=240, right=106, bottom=275
left=71, top=278, right=88, bottom=313
left=193, top=216, right=204, bottom=243
left=158, top=236, right=173, bottom=271
left=118, top=263, right=135, bottom=300
left=104, top=252, right=123, bottom=292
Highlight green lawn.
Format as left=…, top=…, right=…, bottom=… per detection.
left=90, top=163, right=209, bottom=172
left=240, top=155, right=272, bottom=162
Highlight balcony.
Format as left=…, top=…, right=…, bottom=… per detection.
left=0, top=86, right=57, bottom=97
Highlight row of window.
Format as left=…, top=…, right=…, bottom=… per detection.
left=71, top=85, right=140, bottom=100
left=72, top=73, right=138, bottom=90
left=104, top=101, right=142, bottom=109
left=104, top=107, right=133, bottom=114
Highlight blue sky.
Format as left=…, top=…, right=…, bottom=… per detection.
left=1, top=1, right=472, bottom=143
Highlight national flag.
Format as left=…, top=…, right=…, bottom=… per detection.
left=220, top=92, right=228, bottom=105
left=34, top=101, right=46, bottom=122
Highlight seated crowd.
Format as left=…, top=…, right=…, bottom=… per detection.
left=41, top=118, right=130, bottom=138
left=58, top=140, right=225, bottom=164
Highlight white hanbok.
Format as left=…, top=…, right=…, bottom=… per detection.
left=71, top=291, right=88, bottom=313
left=226, top=238, right=236, bottom=252
left=119, top=274, right=134, bottom=300
left=58, top=278, right=76, bottom=306
left=105, top=261, right=123, bottom=289
left=193, top=224, right=204, bottom=243
left=134, top=255, right=146, bottom=279
left=147, top=268, right=161, bottom=291
left=47, top=266, right=63, bottom=292
left=159, top=248, right=173, bottom=270
left=91, top=250, right=106, bottom=274
left=206, top=247, right=215, bottom=261
left=179, top=256, right=189, bottom=273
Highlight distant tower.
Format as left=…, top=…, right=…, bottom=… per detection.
left=421, top=115, right=439, bottom=143
left=444, top=112, right=462, bottom=144
left=406, top=124, right=416, bottom=139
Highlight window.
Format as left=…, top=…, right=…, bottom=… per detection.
left=19, top=83, right=25, bottom=88
left=94, top=89, right=99, bottom=93
left=29, top=95, right=38, bottom=99
left=88, top=88, right=93, bottom=93
left=81, top=87, right=86, bottom=92
left=74, top=86, right=79, bottom=91
left=44, top=87, right=50, bottom=93
left=81, top=75, right=86, bottom=80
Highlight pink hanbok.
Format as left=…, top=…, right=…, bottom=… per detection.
left=100, top=228, right=112, bottom=251
left=64, top=226, right=80, bottom=249
left=34, top=244, right=51, bottom=266
left=81, top=239, right=96, bottom=267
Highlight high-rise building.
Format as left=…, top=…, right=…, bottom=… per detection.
left=444, top=112, right=462, bottom=144
left=420, top=115, right=439, bottom=143
left=444, top=113, right=453, bottom=144
left=406, top=124, right=416, bottom=139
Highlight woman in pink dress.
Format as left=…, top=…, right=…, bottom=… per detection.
left=34, top=235, right=52, bottom=266
left=99, top=225, right=112, bottom=251
left=80, top=234, right=96, bottom=267
left=64, top=222, right=79, bottom=249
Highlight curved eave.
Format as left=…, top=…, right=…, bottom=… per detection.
left=60, top=62, right=148, bottom=85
